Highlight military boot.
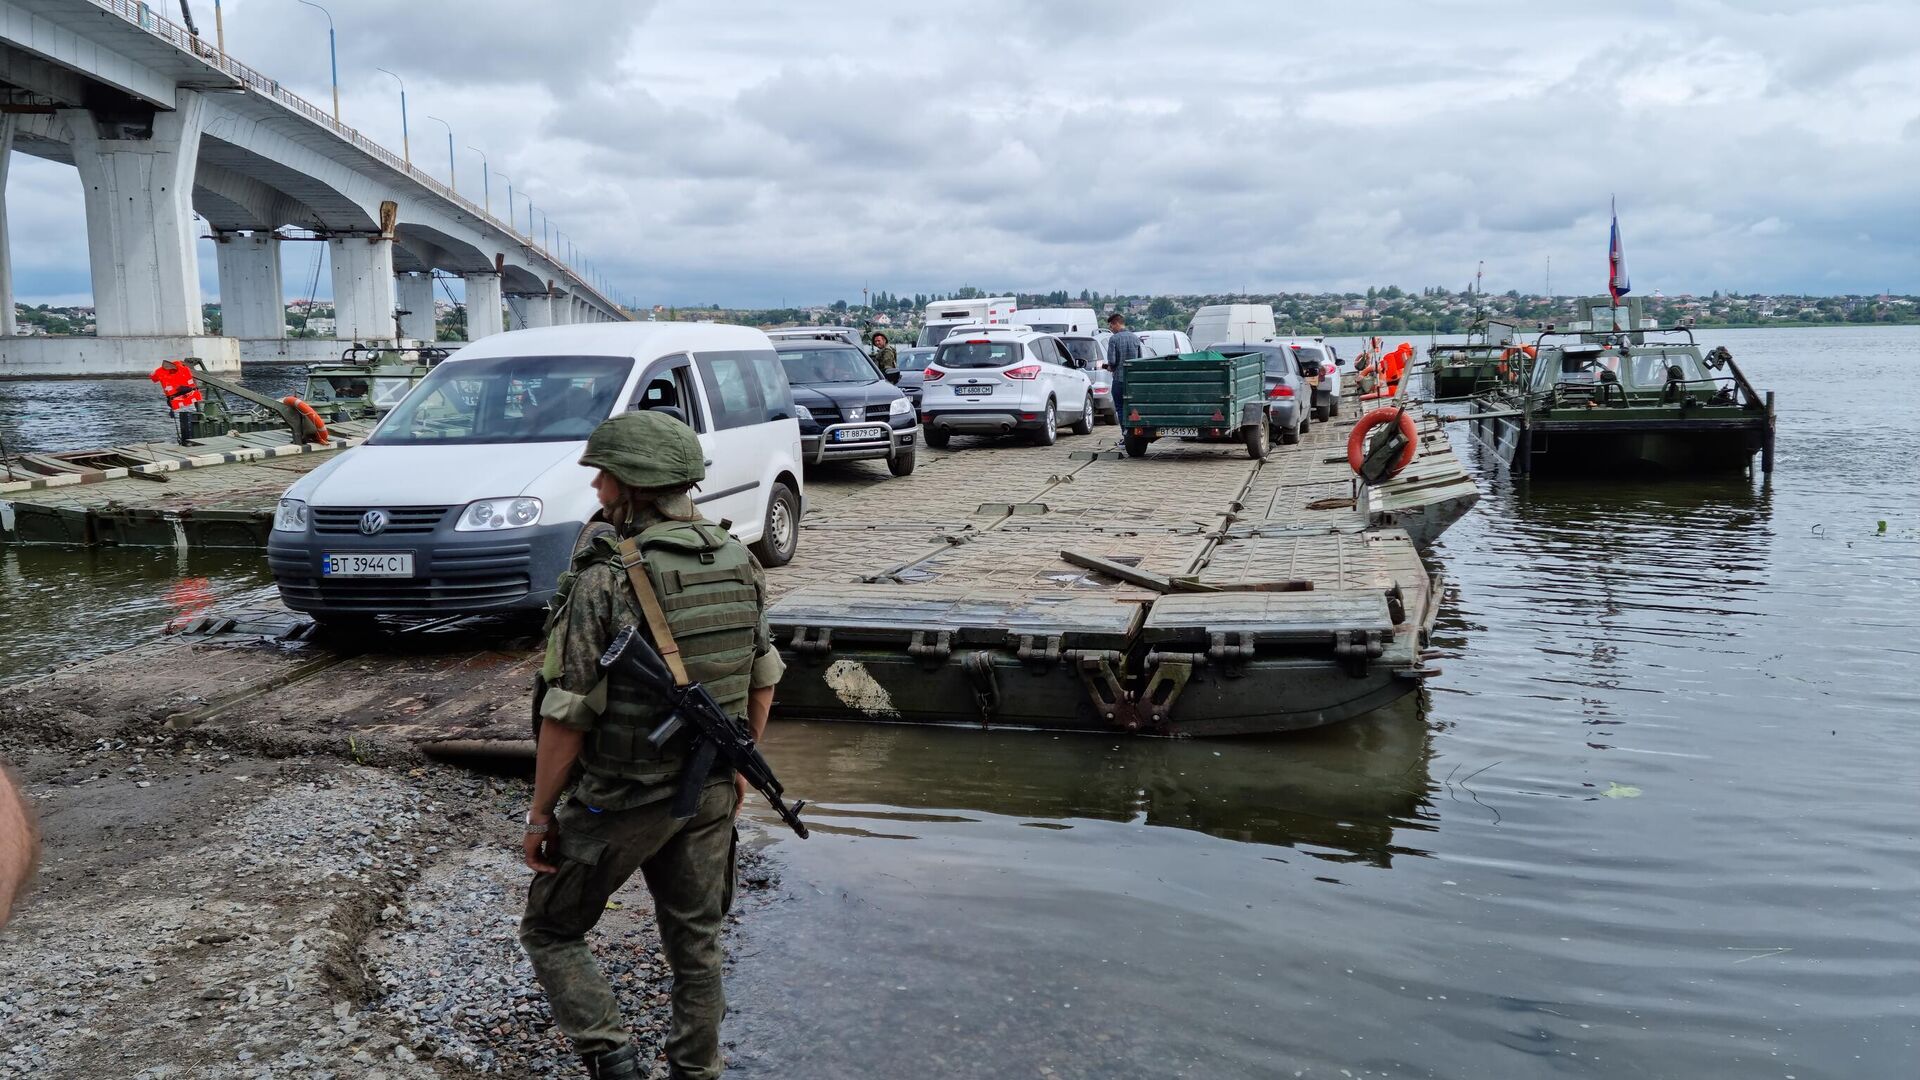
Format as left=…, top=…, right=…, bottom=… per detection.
left=582, top=1042, right=644, bottom=1080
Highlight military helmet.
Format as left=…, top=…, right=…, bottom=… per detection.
left=579, top=410, right=705, bottom=489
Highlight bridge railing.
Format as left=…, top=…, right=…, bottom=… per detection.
left=90, top=0, right=626, bottom=316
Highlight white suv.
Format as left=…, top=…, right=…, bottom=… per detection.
left=919, top=325, right=1094, bottom=448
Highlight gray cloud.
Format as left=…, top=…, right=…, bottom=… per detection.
left=7, top=0, right=1919, bottom=306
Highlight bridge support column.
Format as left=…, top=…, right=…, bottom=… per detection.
left=464, top=272, right=504, bottom=339
left=329, top=236, right=397, bottom=342
left=64, top=92, right=208, bottom=337
left=213, top=232, right=285, bottom=339
left=521, top=294, right=554, bottom=328
left=397, top=272, right=436, bottom=342
left=1, top=114, right=14, bottom=338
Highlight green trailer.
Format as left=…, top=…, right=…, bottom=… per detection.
left=1121, top=351, right=1273, bottom=459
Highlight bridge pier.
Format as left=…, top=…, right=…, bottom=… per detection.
left=397, top=271, right=436, bottom=343
left=464, top=272, right=504, bottom=339
left=213, top=233, right=285, bottom=339
left=2, top=93, right=238, bottom=376
left=328, top=236, right=397, bottom=342
left=1, top=114, right=15, bottom=339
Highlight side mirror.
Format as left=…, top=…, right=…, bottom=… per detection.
left=884, top=370, right=901, bottom=384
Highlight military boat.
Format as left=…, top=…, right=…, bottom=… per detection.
left=1467, top=297, right=1775, bottom=476
left=1425, top=315, right=1526, bottom=401
left=171, top=344, right=446, bottom=442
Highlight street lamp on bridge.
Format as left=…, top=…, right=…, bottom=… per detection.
left=296, top=0, right=340, bottom=123
left=425, top=115, right=455, bottom=192
left=375, top=67, right=409, bottom=165
left=467, top=145, right=491, bottom=215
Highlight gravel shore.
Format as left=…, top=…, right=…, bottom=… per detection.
left=0, top=716, right=775, bottom=1078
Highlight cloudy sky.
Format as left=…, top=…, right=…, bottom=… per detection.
left=8, top=0, right=1920, bottom=306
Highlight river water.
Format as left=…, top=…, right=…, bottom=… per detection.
left=3, top=328, right=1917, bottom=1077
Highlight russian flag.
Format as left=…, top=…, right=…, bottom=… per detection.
left=1608, top=197, right=1631, bottom=304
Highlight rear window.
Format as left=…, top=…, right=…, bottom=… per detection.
left=935, top=341, right=1022, bottom=369
left=1060, top=338, right=1103, bottom=367
left=368, top=355, right=631, bottom=445
left=1289, top=345, right=1327, bottom=373
left=779, top=347, right=880, bottom=385
left=695, top=350, right=770, bottom=431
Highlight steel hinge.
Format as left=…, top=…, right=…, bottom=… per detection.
left=1206, top=631, right=1256, bottom=676
left=1139, top=651, right=1201, bottom=733
left=789, top=625, right=834, bottom=662
left=1016, top=633, right=1064, bottom=671
left=1332, top=629, right=1385, bottom=676
left=907, top=629, right=953, bottom=664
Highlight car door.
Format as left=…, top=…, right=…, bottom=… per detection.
left=1059, top=334, right=1090, bottom=413
left=691, top=349, right=772, bottom=534
left=1027, top=339, right=1067, bottom=414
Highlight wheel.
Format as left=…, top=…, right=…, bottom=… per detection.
left=1280, top=421, right=1301, bottom=445
left=1300, top=416, right=1310, bottom=434
left=1313, top=405, right=1329, bottom=423
left=1123, top=433, right=1150, bottom=458
left=1330, top=397, right=1341, bottom=417
left=1244, top=422, right=1270, bottom=460
left=924, top=428, right=951, bottom=449
left=748, top=481, right=799, bottom=567
left=1069, top=395, right=1094, bottom=435
left=887, top=450, right=916, bottom=477
left=1029, top=399, right=1057, bottom=446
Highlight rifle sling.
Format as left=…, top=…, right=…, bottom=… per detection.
left=617, top=537, right=690, bottom=689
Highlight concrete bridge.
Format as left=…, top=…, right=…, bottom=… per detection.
left=0, top=0, right=629, bottom=376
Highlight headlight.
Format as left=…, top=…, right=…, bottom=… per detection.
left=273, top=499, right=309, bottom=532
left=794, top=404, right=814, bottom=421
left=888, top=397, right=913, bottom=418
left=455, top=497, right=543, bottom=532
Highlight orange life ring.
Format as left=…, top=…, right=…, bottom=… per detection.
left=283, top=396, right=331, bottom=444
left=1347, top=407, right=1419, bottom=478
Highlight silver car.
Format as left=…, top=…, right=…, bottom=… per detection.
left=1214, top=343, right=1309, bottom=443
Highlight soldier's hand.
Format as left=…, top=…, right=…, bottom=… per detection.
left=524, top=811, right=558, bottom=874
left=733, top=773, right=750, bottom=817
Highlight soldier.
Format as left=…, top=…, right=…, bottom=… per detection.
left=520, top=410, right=785, bottom=1080
left=870, top=331, right=898, bottom=374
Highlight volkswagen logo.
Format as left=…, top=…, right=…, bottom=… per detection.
left=358, top=509, right=389, bottom=535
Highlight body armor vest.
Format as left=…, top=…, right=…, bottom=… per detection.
left=547, top=519, right=761, bottom=788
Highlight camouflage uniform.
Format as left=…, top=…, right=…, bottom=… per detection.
left=871, top=341, right=898, bottom=373
left=521, top=419, right=784, bottom=1080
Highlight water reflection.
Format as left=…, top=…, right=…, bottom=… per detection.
left=760, top=696, right=1437, bottom=867
left=0, top=369, right=308, bottom=455
left=0, top=545, right=275, bottom=683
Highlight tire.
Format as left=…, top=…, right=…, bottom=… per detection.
left=1245, top=421, right=1270, bottom=460
left=1313, top=405, right=1329, bottom=423
left=1280, top=422, right=1301, bottom=445
left=1069, top=395, right=1094, bottom=435
left=887, top=450, right=916, bottom=477
left=1123, top=433, right=1150, bottom=458
left=924, top=428, right=951, bottom=449
left=748, top=482, right=799, bottom=567
left=1029, top=400, right=1057, bottom=446
left=1330, top=397, right=1341, bottom=417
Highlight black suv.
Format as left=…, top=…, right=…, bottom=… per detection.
left=774, top=340, right=920, bottom=476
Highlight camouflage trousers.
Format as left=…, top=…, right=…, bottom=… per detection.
left=520, top=779, right=737, bottom=1079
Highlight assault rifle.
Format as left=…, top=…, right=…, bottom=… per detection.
left=598, top=625, right=809, bottom=838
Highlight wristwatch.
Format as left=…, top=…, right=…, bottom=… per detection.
left=524, top=810, right=550, bottom=835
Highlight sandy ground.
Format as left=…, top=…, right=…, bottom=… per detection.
left=0, top=700, right=776, bottom=1078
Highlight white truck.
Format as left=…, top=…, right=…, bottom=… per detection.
left=917, top=297, right=1018, bottom=347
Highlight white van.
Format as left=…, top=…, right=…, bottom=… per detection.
left=917, top=297, right=1017, bottom=347
left=1017, top=307, right=1101, bottom=336
left=1188, top=304, right=1277, bottom=350
left=267, top=323, right=804, bottom=624
left=1135, top=329, right=1193, bottom=357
